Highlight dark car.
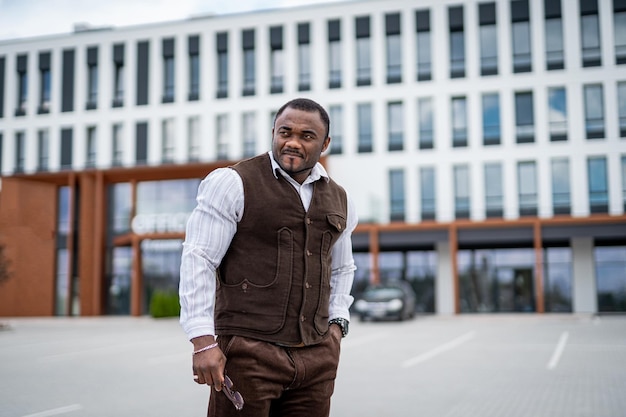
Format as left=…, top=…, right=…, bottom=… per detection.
left=353, top=281, right=417, bottom=321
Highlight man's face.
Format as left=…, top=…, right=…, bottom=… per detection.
left=272, top=107, right=330, bottom=184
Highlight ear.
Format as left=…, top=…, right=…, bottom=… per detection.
left=321, top=136, right=331, bottom=153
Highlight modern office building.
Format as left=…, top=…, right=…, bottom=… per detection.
left=0, top=0, right=625, bottom=317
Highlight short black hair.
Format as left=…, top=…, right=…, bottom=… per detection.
left=274, top=98, right=330, bottom=139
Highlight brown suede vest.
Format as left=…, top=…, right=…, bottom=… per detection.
left=214, top=154, right=348, bottom=346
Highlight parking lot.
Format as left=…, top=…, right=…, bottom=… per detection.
left=1, top=314, right=625, bottom=417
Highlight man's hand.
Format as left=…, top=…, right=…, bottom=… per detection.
left=329, top=323, right=343, bottom=343
left=191, top=336, right=227, bottom=390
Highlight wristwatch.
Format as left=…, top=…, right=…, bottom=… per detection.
left=328, top=318, right=349, bottom=338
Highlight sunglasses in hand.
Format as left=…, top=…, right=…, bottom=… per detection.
left=221, top=375, right=244, bottom=411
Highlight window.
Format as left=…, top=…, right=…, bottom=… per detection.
left=112, top=124, right=123, bottom=166
left=416, top=10, right=432, bottom=81
left=58, top=132, right=73, bottom=174
left=188, top=36, right=200, bottom=101
left=548, top=87, right=568, bottom=141
left=86, top=126, right=97, bottom=168
left=418, top=97, right=434, bottom=149
left=15, top=131, right=25, bottom=172
left=618, top=82, right=626, bottom=137
left=270, top=26, right=284, bottom=94
left=328, top=105, right=343, bottom=155
left=420, top=166, right=436, bottom=220
left=355, top=16, right=371, bottom=86
left=452, top=96, right=468, bottom=147
left=588, top=156, right=609, bottom=213
left=86, top=47, right=98, bottom=109
left=216, top=32, right=228, bottom=98
left=388, top=102, right=404, bottom=151
left=551, top=157, right=571, bottom=214
left=242, top=30, right=255, bottom=96
left=161, top=118, right=175, bottom=163
left=580, top=0, right=601, bottom=67
left=187, top=116, right=200, bottom=162
left=544, top=0, right=565, bottom=70
left=216, top=114, right=229, bottom=159
left=136, top=41, right=149, bottom=106
left=584, top=84, right=605, bottom=139
left=511, top=0, right=532, bottom=73
left=16, top=54, right=27, bottom=116
left=135, top=123, right=148, bottom=166
left=386, top=13, right=402, bottom=84
left=479, top=3, right=498, bottom=76
left=112, top=44, right=124, bottom=107
left=622, top=155, right=626, bottom=211
left=389, top=169, right=405, bottom=221
left=242, top=112, right=256, bottom=158
left=38, top=51, right=51, bottom=114
left=615, top=1, right=626, bottom=64
left=357, top=103, right=373, bottom=153
left=484, top=163, right=503, bottom=217
left=482, top=93, right=501, bottom=145
left=515, top=91, right=534, bottom=143
left=449, top=6, right=465, bottom=78
left=162, top=39, right=175, bottom=103
left=454, top=164, right=470, bottom=218
left=298, top=23, right=311, bottom=91
left=518, top=161, right=538, bottom=216
left=37, top=129, right=49, bottom=171
left=328, top=20, right=342, bottom=88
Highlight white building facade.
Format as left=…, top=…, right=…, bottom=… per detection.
left=0, top=0, right=625, bottom=317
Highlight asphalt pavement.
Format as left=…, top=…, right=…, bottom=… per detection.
left=1, top=314, right=625, bottom=417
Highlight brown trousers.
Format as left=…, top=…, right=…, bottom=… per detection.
left=208, top=332, right=341, bottom=417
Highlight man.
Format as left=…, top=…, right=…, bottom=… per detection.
left=179, top=98, right=357, bottom=417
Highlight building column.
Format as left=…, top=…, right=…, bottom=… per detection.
left=571, top=237, right=597, bottom=314
left=436, top=241, right=455, bottom=314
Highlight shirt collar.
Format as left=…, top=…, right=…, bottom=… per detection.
left=268, top=151, right=330, bottom=183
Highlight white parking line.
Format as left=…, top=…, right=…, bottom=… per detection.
left=547, top=331, right=569, bottom=370
left=402, top=331, right=476, bottom=368
left=21, top=404, right=83, bottom=417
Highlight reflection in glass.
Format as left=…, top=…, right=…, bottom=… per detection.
left=356, top=37, right=371, bottom=86
left=595, top=246, right=626, bottom=312
left=515, top=92, right=534, bottom=143
left=484, top=163, right=503, bottom=217
left=357, top=103, right=373, bottom=153
left=454, top=164, right=470, bottom=218
left=386, top=34, right=402, bottom=83
left=106, top=246, right=132, bottom=315
left=418, top=97, right=434, bottom=149
left=329, top=105, right=343, bottom=155
left=581, top=14, right=601, bottom=67
left=142, top=239, right=183, bottom=314
left=55, top=249, right=69, bottom=316
left=387, top=102, right=404, bottom=151
left=619, top=82, right=626, bottom=137
left=416, top=30, right=431, bottom=81
left=584, top=84, right=605, bottom=139
left=479, top=24, right=498, bottom=75
left=389, top=169, right=405, bottom=221
left=545, top=18, right=564, bottom=70
left=451, top=97, right=468, bottom=147
left=615, top=11, right=626, bottom=64
left=512, top=21, right=531, bottom=72
left=551, top=158, right=571, bottom=215
left=548, top=87, right=567, bottom=141
left=459, top=248, right=535, bottom=313
left=482, top=93, right=500, bottom=145
left=587, top=156, right=608, bottom=213
left=450, top=31, right=465, bottom=78
left=544, top=248, right=572, bottom=312
left=420, top=166, right=436, bottom=220
left=518, top=161, right=537, bottom=216
left=109, top=183, right=132, bottom=234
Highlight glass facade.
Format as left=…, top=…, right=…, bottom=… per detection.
left=459, top=248, right=536, bottom=313
left=595, top=247, right=626, bottom=312
left=544, top=247, right=572, bottom=312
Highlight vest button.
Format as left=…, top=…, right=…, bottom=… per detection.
left=300, top=315, right=306, bottom=322
left=241, top=283, right=248, bottom=290
left=305, top=282, right=311, bottom=289
left=306, top=218, right=312, bottom=225
left=306, top=250, right=312, bottom=256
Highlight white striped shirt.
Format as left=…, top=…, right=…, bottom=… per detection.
left=179, top=152, right=357, bottom=340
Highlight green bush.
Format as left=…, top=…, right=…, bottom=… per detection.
left=150, top=290, right=181, bottom=318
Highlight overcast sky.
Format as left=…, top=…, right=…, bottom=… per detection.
left=0, top=0, right=352, bottom=41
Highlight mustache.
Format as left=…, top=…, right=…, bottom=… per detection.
left=281, top=149, right=303, bottom=158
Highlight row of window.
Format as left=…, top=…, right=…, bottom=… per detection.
left=2, top=0, right=625, bottom=118
left=3, top=78, right=626, bottom=174
left=328, top=83, right=626, bottom=154
left=388, top=156, right=626, bottom=222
